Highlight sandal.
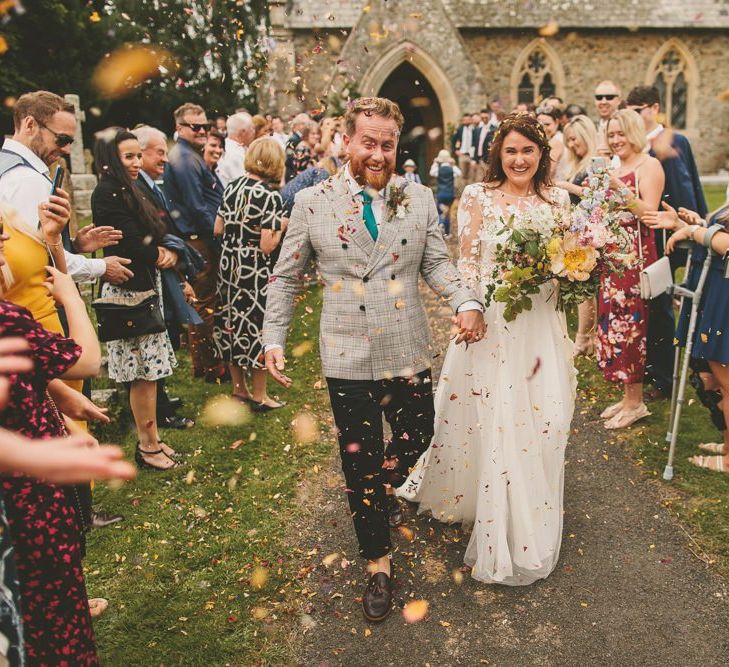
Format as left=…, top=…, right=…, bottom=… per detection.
left=158, top=441, right=182, bottom=460
left=697, top=442, right=727, bottom=454
left=604, top=403, right=651, bottom=430
left=689, top=455, right=727, bottom=473
left=251, top=400, right=288, bottom=413
left=135, top=444, right=178, bottom=470
left=574, top=333, right=595, bottom=357
left=600, top=401, right=624, bottom=420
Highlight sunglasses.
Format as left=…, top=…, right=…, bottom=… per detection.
left=594, top=94, right=619, bottom=101
left=179, top=121, right=212, bottom=133
left=628, top=104, right=649, bottom=112
left=37, top=120, right=74, bottom=147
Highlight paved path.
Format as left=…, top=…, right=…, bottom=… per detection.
left=286, top=267, right=729, bottom=666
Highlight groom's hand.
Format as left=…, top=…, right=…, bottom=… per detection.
left=265, top=347, right=293, bottom=388
left=452, top=310, right=486, bottom=344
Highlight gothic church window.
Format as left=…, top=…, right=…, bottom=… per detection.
left=647, top=40, right=698, bottom=130
left=511, top=40, right=564, bottom=106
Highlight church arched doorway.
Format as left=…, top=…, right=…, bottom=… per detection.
left=377, top=61, right=444, bottom=180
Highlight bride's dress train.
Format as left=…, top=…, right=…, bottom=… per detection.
left=398, top=184, right=576, bottom=586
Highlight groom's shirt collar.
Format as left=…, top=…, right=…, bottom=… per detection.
left=344, top=163, right=386, bottom=227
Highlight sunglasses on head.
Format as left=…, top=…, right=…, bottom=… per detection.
left=179, top=121, right=212, bottom=133
left=594, top=94, right=618, bottom=101
left=37, top=120, right=74, bottom=147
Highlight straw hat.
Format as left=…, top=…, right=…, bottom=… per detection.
left=435, top=149, right=453, bottom=163
left=403, top=159, right=416, bottom=167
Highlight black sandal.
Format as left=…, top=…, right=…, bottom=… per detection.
left=251, top=400, right=288, bottom=413
left=135, top=444, right=178, bottom=470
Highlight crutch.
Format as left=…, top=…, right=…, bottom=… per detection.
left=663, top=242, right=714, bottom=481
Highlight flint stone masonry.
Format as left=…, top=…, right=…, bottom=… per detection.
left=264, top=0, right=729, bottom=172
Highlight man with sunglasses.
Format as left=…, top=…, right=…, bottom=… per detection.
left=593, top=80, right=622, bottom=158
left=0, top=90, right=133, bottom=286
left=164, top=102, right=226, bottom=382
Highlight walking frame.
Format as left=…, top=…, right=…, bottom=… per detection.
left=663, top=240, right=715, bottom=481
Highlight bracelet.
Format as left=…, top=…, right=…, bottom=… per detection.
left=46, top=239, right=64, bottom=248
left=701, top=225, right=723, bottom=250
left=688, top=225, right=700, bottom=242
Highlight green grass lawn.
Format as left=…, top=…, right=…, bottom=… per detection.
left=89, top=288, right=331, bottom=665
left=704, top=183, right=727, bottom=212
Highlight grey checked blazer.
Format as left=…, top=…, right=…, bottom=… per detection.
left=262, top=169, right=479, bottom=380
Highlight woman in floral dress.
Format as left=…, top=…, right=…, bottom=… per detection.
left=0, top=263, right=103, bottom=665
left=596, top=109, right=664, bottom=429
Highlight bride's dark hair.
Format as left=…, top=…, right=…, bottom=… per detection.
left=483, top=113, right=554, bottom=202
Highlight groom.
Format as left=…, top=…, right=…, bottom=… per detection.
left=263, top=97, right=484, bottom=622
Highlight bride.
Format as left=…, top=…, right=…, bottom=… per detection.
left=398, top=113, right=576, bottom=586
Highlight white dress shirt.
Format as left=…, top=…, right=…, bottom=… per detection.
left=217, top=138, right=248, bottom=188
left=0, top=139, right=105, bottom=283
left=459, top=125, right=473, bottom=156
left=343, top=164, right=386, bottom=226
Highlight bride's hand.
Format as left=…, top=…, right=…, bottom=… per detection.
left=452, top=310, right=486, bottom=345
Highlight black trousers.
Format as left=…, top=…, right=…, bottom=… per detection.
left=327, top=370, right=434, bottom=561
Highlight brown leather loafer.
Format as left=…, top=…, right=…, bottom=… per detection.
left=362, top=571, right=393, bottom=622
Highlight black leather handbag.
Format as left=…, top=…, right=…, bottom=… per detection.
left=92, top=283, right=166, bottom=343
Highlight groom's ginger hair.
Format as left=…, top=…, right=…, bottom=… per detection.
left=344, top=97, right=404, bottom=137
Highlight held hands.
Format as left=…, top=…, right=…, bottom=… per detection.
left=73, top=225, right=123, bottom=253
left=38, top=187, right=71, bottom=242
left=43, top=265, right=80, bottom=305
left=265, top=347, right=292, bottom=388
left=452, top=309, right=486, bottom=345
left=156, top=247, right=178, bottom=269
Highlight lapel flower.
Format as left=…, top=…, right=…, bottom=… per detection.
left=385, top=181, right=411, bottom=221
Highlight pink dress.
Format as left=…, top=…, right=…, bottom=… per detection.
left=596, top=172, right=657, bottom=384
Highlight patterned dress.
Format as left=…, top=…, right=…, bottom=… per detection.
left=0, top=301, right=98, bottom=666
left=214, top=176, right=283, bottom=369
left=596, top=172, right=658, bottom=384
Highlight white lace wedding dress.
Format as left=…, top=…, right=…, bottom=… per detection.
left=398, top=183, right=577, bottom=586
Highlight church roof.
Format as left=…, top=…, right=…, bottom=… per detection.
left=283, top=0, right=729, bottom=29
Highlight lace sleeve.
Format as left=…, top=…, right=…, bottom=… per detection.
left=456, top=185, right=484, bottom=291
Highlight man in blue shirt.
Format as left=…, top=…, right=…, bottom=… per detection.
left=164, top=103, right=225, bottom=382
left=627, top=85, right=708, bottom=398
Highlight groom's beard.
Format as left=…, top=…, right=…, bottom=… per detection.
left=350, top=157, right=394, bottom=192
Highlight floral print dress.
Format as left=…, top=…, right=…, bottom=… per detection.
left=0, top=300, right=98, bottom=666
left=596, top=172, right=658, bottom=384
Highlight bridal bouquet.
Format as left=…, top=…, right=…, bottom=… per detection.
left=485, top=173, right=636, bottom=322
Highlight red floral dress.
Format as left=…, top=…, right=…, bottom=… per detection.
left=0, top=301, right=98, bottom=666
left=596, top=172, right=657, bottom=384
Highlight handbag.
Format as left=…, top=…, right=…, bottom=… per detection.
left=633, top=167, right=674, bottom=300
left=91, top=268, right=166, bottom=342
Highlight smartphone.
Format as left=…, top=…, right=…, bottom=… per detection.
left=590, top=156, right=609, bottom=174
left=50, top=166, right=65, bottom=196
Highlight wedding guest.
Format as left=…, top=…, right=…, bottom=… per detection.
left=593, top=80, right=622, bottom=158
left=644, top=199, right=729, bottom=473
left=429, top=149, right=461, bottom=237
left=252, top=114, right=271, bottom=139
left=556, top=115, right=598, bottom=203
left=402, top=158, right=422, bottom=184
left=555, top=115, right=599, bottom=356
left=280, top=156, right=338, bottom=218
left=213, top=138, right=287, bottom=411
left=203, top=128, right=226, bottom=177
left=0, top=262, right=102, bottom=665
left=93, top=128, right=179, bottom=469
left=597, top=109, right=664, bottom=429
left=214, top=114, right=228, bottom=137
left=133, top=124, right=197, bottom=430
left=271, top=115, right=288, bottom=148
left=164, top=103, right=225, bottom=382
left=285, top=112, right=311, bottom=181
left=565, top=103, right=588, bottom=120
left=537, top=104, right=566, bottom=179
left=218, top=111, right=255, bottom=187
left=452, top=112, right=475, bottom=184
left=290, top=122, right=319, bottom=178
left=629, top=84, right=708, bottom=398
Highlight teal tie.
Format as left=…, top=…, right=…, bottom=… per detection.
left=359, top=191, right=378, bottom=241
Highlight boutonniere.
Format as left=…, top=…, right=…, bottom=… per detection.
left=385, top=182, right=411, bottom=221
